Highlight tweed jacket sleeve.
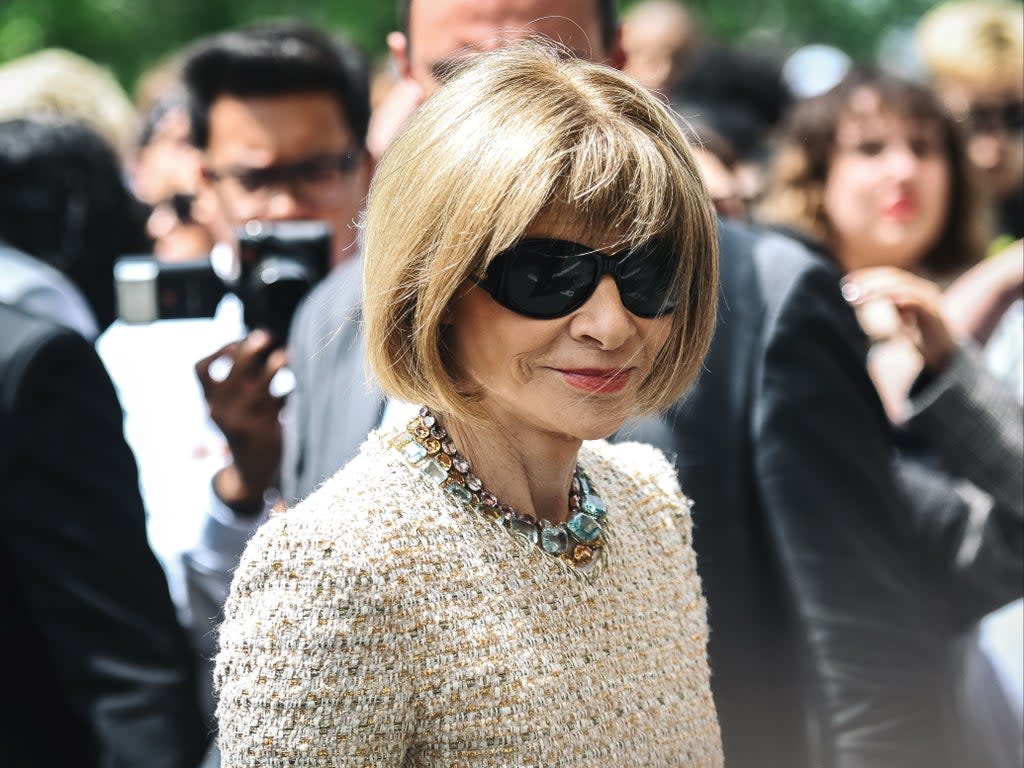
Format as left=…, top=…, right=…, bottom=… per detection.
left=215, top=509, right=416, bottom=766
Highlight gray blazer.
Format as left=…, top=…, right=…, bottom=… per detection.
left=281, top=255, right=384, bottom=504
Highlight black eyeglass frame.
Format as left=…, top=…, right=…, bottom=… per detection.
left=202, top=149, right=364, bottom=192
left=149, top=192, right=196, bottom=225
left=477, top=237, right=681, bottom=320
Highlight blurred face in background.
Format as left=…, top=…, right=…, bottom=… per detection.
left=396, top=0, right=620, bottom=95
left=132, top=105, right=215, bottom=262
left=621, top=0, right=697, bottom=94
left=823, top=87, right=951, bottom=273
left=196, top=91, right=370, bottom=267
left=691, top=147, right=746, bottom=221
left=934, top=76, right=1024, bottom=202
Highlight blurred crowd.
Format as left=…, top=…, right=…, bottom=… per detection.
left=0, top=0, right=1021, bottom=766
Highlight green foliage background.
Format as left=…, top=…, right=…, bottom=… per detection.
left=0, top=0, right=945, bottom=96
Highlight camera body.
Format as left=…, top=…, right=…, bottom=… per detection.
left=115, top=220, right=331, bottom=341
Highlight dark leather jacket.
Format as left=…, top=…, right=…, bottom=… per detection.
left=623, top=221, right=966, bottom=768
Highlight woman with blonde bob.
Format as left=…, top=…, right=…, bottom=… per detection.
left=215, top=42, right=722, bottom=766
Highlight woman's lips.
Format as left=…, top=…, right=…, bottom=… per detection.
left=883, top=196, right=918, bottom=221
left=558, top=368, right=633, bottom=393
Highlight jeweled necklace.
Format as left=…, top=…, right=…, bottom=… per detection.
left=391, top=406, right=607, bottom=568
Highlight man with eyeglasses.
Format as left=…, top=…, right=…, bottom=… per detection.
left=183, top=21, right=370, bottom=512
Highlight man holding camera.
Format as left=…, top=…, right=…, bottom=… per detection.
left=172, top=21, right=370, bottom=721
left=185, top=22, right=370, bottom=515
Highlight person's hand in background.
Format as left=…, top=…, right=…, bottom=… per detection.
left=843, top=267, right=957, bottom=423
left=196, top=329, right=287, bottom=511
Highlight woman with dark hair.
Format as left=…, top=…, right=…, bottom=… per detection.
left=760, top=68, right=982, bottom=277
left=760, top=69, right=1023, bottom=768
left=757, top=68, right=1020, bottom=419
left=759, top=69, right=997, bottom=412
left=759, top=64, right=1021, bottom=506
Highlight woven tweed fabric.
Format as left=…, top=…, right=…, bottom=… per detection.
left=215, top=431, right=723, bottom=767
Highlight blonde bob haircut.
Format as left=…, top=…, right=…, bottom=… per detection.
left=363, top=41, right=718, bottom=424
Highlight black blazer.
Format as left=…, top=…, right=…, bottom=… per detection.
left=623, top=221, right=962, bottom=768
left=0, top=304, right=207, bottom=767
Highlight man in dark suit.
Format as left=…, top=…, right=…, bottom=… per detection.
left=0, top=302, right=207, bottom=767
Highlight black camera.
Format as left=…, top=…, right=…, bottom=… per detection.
left=115, top=220, right=331, bottom=341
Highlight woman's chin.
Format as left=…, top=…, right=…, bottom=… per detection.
left=555, top=413, right=633, bottom=443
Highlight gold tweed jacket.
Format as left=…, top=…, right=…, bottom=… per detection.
left=215, top=431, right=723, bottom=767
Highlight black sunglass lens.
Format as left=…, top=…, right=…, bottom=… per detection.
left=499, top=240, right=597, bottom=318
left=1006, top=103, right=1024, bottom=133
left=617, top=241, right=679, bottom=317
left=969, top=102, right=1024, bottom=134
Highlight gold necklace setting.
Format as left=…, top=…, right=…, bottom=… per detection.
left=391, top=407, right=607, bottom=568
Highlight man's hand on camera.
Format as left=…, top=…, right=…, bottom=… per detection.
left=196, top=329, right=288, bottom=513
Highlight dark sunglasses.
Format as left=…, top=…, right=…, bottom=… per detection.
left=966, top=101, right=1024, bottom=135
left=478, top=237, right=680, bottom=319
left=204, top=150, right=362, bottom=192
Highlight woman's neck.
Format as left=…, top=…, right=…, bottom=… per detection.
left=442, top=411, right=581, bottom=525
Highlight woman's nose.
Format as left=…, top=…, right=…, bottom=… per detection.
left=885, top=143, right=919, bottom=179
left=569, top=275, right=637, bottom=350
left=265, top=186, right=308, bottom=219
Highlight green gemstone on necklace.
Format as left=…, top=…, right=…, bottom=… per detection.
left=401, top=440, right=427, bottom=465
left=567, top=512, right=602, bottom=543
left=541, top=525, right=570, bottom=554
left=508, top=517, right=539, bottom=544
left=445, top=482, right=474, bottom=505
left=396, top=410, right=608, bottom=568
left=582, top=494, right=607, bottom=520
left=420, top=458, right=448, bottom=485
